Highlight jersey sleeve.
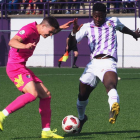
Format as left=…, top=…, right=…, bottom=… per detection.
left=75, top=23, right=88, bottom=43
left=16, top=27, right=32, bottom=41
left=114, top=17, right=125, bottom=31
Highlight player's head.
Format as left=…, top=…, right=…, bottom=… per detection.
left=92, top=3, right=107, bottom=27
left=39, top=16, right=59, bottom=38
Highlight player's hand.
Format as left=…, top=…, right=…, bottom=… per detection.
left=134, top=28, right=140, bottom=40
left=60, top=20, right=74, bottom=30
left=25, top=42, right=36, bottom=49
left=73, top=18, right=83, bottom=33
left=73, top=18, right=79, bottom=34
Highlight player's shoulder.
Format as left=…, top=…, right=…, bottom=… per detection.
left=22, top=22, right=35, bottom=29
left=81, top=22, right=91, bottom=28
left=106, top=17, right=119, bottom=22
left=18, top=22, right=36, bottom=35
left=19, top=22, right=36, bottom=31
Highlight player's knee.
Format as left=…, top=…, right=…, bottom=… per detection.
left=30, top=91, right=38, bottom=98
left=46, top=90, right=51, bottom=97
left=106, top=84, right=116, bottom=92
left=23, top=89, right=38, bottom=98
left=78, top=93, right=88, bottom=101
left=38, top=89, right=51, bottom=98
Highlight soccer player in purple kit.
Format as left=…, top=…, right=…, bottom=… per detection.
left=0, top=16, right=74, bottom=138
left=69, top=3, right=140, bottom=133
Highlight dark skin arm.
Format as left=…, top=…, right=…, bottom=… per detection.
left=69, top=18, right=83, bottom=48
left=120, top=27, right=140, bottom=41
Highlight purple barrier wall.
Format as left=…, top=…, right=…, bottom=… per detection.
left=54, top=17, right=91, bottom=68
left=0, top=18, right=10, bottom=66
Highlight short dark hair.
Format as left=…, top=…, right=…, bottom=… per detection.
left=92, top=3, right=106, bottom=12
left=41, top=16, right=59, bottom=30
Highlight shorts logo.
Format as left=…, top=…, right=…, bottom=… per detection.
left=26, top=74, right=31, bottom=78
left=14, top=74, right=24, bottom=88
left=19, top=30, right=25, bottom=35
left=111, top=63, right=116, bottom=69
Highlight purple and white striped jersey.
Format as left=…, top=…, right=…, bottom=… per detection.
left=75, top=17, right=125, bottom=62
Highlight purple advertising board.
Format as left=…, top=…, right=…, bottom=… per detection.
left=0, top=18, right=10, bottom=66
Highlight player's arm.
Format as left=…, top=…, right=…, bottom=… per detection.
left=120, top=27, right=140, bottom=41
left=115, top=18, right=140, bottom=41
left=68, top=18, right=84, bottom=48
left=8, top=35, right=36, bottom=49
left=53, top=20, right=74, bottom=34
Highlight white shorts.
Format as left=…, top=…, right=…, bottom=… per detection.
left=79, top=58, right=117, bottom=87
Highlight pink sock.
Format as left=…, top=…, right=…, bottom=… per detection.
left=5, top=93, right=36, bottom=114
left=39, top=97, right=51, bottom=129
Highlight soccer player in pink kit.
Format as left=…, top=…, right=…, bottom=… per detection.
left=0, top=16, right=74, bottom=138
left=69, top=3, right=140, bottom=133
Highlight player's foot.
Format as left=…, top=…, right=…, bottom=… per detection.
left=58, top=61, right=61, bottom=68
left=75, top=115, right=88, bottom=133
left=0, top=111, right=6, bottom=131
left=41, top=129, right=64, bottom=139
left=72, top=65, right=78, bottom=68
left=109, top=102, right=120, bottom=124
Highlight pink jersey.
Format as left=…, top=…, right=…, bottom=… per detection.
left=8, top=22, right=40, bottom=64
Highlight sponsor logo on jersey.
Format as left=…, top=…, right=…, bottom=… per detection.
left=108, top=22, right=113, bottom=27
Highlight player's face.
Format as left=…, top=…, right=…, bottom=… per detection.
left=92, top=11, right=106, bottom=27
left=41, top=25, right=56, bottom=38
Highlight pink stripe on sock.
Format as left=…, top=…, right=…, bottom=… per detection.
left=5, top=93, right=36, bottom=114
left=39, top=97, right=51, bottom=129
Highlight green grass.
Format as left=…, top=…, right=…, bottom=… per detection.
left=1, top=67, right=140, bottom=140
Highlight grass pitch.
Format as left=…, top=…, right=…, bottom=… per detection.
left=0, top=67, right=140, bottom=140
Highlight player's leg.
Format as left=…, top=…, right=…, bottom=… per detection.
left=76, top=61, right=99, bottom=133
left=77, top=82, right=94, bottom=119
left=5, top=71, right=41, bottom=114
left=94, top=58, right=119, bottom=124
left=76, top=82, right=94, bottom=133
left=36, top=83, right=64, bottom=138
left=103, top=71, right=120, bottom=124
left=72, top=51, right=78, bottom=68
left=0, top=64, right=41, bottom=131
left=0, top=81, right=37, bottom=131
left=6, top=82, right=37, bottom=113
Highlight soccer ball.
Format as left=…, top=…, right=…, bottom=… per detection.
left=62, top=115, right=80, bottom=133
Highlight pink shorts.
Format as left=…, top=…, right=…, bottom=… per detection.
left=6, top=63, right=42, bottom=92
